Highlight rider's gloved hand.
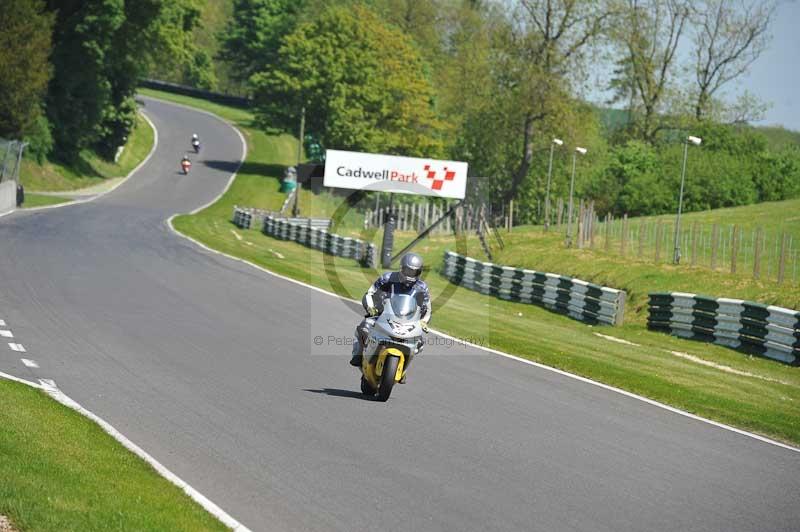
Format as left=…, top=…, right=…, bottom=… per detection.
left=367, top=306, right=379, bottom=317
left=421, top=322, right=429, bottom=333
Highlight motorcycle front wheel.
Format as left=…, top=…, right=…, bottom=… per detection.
left=360, top=375, right=375, bottom=396
left=376, top=356, right=399, bottom=402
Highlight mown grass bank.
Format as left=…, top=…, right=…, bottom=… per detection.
left=146, top=88, right=800, bottom=445
left=19, top=112, right=154, bottom=193
left=0, top=380, right=227, bottom=532
left=20, top=193, right=72, bottom=208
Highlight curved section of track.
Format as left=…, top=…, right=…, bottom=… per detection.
left=0, top=97, right=797, bottom=532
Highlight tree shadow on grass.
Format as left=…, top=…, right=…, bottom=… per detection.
left=202, top=160, right=287, bottom=181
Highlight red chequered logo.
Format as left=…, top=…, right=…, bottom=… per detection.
left=424, top=165, right=456, bottom=191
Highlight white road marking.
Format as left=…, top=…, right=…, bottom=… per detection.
left=169, top=210, right=800, bottom=455
left=8, top=343, right=26, bottom=352
left=0, top=330, right=13, bottom=338
left=269, top=248, right=285, bottom=259
left=32, top=377, right=251, bottom=531
left=0, top=319, right=6, bottom=326
left=21, top=358, right=39, bottom=368
left=667, top=350, right=791, bottom=385
left=593, top=332, right=639, bottom=346
left=0, top=370, right=42, bottom=388
left=231, top=230, right=243, bottom=241
left=0, top=110, right=158, bottom=218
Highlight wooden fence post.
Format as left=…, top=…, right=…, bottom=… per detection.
left=655, top=222, right=663, bottom=263
left=508, top=200, right=514, bottom=232
left=730, top=225, right=739, bottom=274
left=710, top=224, right=719, bottom=270
left=778, top=232, right=788, bottom=284
left=690, top=222, right=698, bottom=266
left=556, top=198, right=564, bottom=229
left=753, top=228, right=763, bottom=279
left=638, top=221, right=645, bottom=258
left=605, top=214, right=611, bottom=252
left=620, top=213, right=629, bottom=257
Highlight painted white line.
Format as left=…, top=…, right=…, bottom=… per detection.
left=0, top=319, right=6, bottom=326
left=162, top=95, right=800, bottom=457
left=35, top=378, right=251, bottom=531
left=21, top=358, right=39, bottom=368
left=0, top=370, right=42, bottom=388
left=667, top=350, right=791, bottom=385
left=593, top=332, right=639, bottom=346
left=139, top=93, right=247, bottom=217
left=8, top=343, right=26, bottom=352
left=170, top=217, right=800, bottom=455
left=0, top=110, right=158, bottom=218
left=231, top=229, right=243, bottom=241
left=269, top=248, right=285, bottom=259
left=0, top=329, right=13, bottom=338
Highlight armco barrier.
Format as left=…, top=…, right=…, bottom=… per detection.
left=263, top=215, right=376, bottom=268
left=647, top=292, right=800, bottom=365
left=139, top=79, right=251, bottom=108
left=442, top=251, right=626, bottom=326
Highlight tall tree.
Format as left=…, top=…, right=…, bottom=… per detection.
left=691, top=0, right=774, bottom=120
left=219, top=0, right=305, bottom=86
left=499, top=0, right=613, bottom=201
left=45, top=0, right=125, bottom=160
left=0, top=0, right=54, bottom=140
left=252, top=4, right=444, bottom=156
left=611, top=0, right=690, bottom=143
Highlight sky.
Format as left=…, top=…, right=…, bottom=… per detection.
left=587, top=0, right=800, bottom=132
left=740, top=0, right=800, bottom=130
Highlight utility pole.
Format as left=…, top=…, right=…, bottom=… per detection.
left=565, top=146, right=587, bottom=247
left=292, top=106, right=305, bottom=217
left=544, top=138, right=563, bottom=231
left=673, top=135, right=702, bottom=264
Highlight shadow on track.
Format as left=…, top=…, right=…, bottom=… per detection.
left=304, top=388, right=371, bottom=401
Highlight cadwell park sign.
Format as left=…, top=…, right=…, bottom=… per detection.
left=324, top=149, right=468, bottom=200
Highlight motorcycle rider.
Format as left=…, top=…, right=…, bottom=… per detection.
left=350, top=253, right=431, bottom=370
left=180, top=155, right=192, bottom=174
left=191, top=133, right=201, bottom=153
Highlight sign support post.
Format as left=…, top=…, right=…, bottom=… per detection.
left=381, top=194, right=395, bottom=268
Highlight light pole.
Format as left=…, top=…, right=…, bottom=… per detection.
left=292, top=106, right=306, bottom=217
left=544, top=137, right=563, bottom=231
left=673, top=135, right=702, bottom=264
left=566, top=146, right=587, bottom=247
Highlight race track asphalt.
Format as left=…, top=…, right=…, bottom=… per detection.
left=0, top=96, right=798, bottom=532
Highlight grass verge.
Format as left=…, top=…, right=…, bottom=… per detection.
left=0, top=380, right=227, bottom=532
left=20, top=112, right=154, bottom=193
left=21, top=193, right=72, bottom=208
left=148, top=88, right=800, bottom=445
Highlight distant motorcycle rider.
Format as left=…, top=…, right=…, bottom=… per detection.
left=191, top=133, right=201, bottom=153
left=350, top=253, right=431, bottom=368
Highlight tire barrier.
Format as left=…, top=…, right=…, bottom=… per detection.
left=442, top=251, right=626, bottom=326
left=232, top=206, right=333, bottom=231
left=647, top=293, right=800, bottom=365
left=263, top=215, right=377, bottom=268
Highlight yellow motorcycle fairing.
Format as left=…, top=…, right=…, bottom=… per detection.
left=362, top=347, right=405, bottom=389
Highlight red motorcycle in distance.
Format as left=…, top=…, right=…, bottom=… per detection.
left=180, top=157, right=192, bottom=175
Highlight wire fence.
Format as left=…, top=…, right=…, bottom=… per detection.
left=0, top=138, right=26, bottom=184
left=548, top=197, right=799, bottom=286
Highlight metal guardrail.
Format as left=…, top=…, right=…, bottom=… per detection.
left=647, top=292, right=800, bottom=365
left=139, top=79, right=251, bottom=108
left=442, top=251, right=626, bottom=326
left=259, top=213, right=376, bottom=268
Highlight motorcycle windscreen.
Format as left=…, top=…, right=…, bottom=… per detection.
left=390, top=294, right=417, bottom=319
